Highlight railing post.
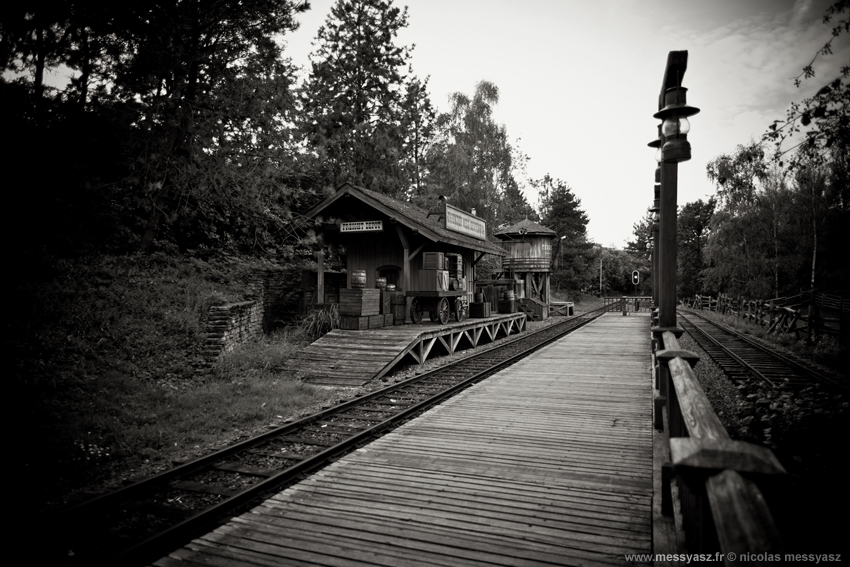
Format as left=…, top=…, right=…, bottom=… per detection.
left=659, top=330, right=786, bottom=557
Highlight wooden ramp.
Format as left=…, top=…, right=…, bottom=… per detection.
left=286, top=312, right=527, bottom=387
left=158, top=313, right=652, bottom=566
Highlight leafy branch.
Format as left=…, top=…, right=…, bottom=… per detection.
left=763, top=0, right=849, bottom=170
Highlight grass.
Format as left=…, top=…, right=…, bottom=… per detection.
left=12, top=252, right=342, bottom=513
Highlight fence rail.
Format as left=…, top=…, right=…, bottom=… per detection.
left=686, top=291, right=849, bottom=343
left=602, top=296, right=651, bottom=312
left=653, top=330, right=786, bottom=558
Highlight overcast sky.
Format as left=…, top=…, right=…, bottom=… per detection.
left=284, top=0, right=848, bottom=247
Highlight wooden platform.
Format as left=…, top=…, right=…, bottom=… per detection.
left=285, top=312, right=528, bottom=387
left=157, top=313, right=653, bottom=566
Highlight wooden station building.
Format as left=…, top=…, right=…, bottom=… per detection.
left=287, top=183, right=528, bottom=386
left=305, top=183, right=507, bottom=322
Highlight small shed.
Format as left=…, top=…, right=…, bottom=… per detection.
left=304, top=183, right=505, bottom=321
left=493, top=219, right=557, bottom=307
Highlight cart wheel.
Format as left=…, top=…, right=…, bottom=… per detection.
left=436, top=297, right=450, bottom=325
left=411, top=297, right=423, bottom=324
left=429, top=307, right=440, bottom=322
left=454, top=297, right=466, bottom=322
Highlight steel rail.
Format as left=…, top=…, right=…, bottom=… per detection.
left=58, top=302, right=618, bottom=566
left=679, top=309, right=847, bottom=392
left=679, top=310, right=778, bottom=387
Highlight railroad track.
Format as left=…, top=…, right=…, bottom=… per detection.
left=678, top=309, right=847, bottom=391
left=52, top=303, right=619, bottom=566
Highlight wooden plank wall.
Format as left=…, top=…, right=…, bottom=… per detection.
left=346, top=232, right=404, bottom=289
left=158, top=313, right=653, bottom=566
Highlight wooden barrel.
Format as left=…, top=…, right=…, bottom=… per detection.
left=474, top=292, right=485, bottom=303
left=385, top=283, right=396, bottom=292
left=502, top=290, right=516, bottom=301
left=375, top=277, right=387, bottom=289
left=351, top=270, right=366, bottom=288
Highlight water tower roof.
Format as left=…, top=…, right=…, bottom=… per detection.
left=493, top=219, right=557, bottom=240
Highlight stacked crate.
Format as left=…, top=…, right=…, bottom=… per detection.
left=339, top=288, right=382, bottom=330
left=419, top=252, right=449, bottom=292
left=446, top=253, right=465, bottom=291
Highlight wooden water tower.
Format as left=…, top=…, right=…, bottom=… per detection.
left=494, top=219, right=557, bottom=305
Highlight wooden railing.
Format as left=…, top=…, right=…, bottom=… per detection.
left=687, top=291, right=849, bottom=342
left=501, top=257, right=550, bottom=271
left=653, top=330, right=786, bottom=558
left=602, top=297, right=625, bottom=312
left=602, top=296, right=651, bottom=313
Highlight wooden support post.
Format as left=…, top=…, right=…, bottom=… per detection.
left=316, top=250, right=324, bottom=305
left=396, top=224, right=411, bottom=320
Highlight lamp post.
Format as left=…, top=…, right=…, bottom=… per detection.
left=648, top=126, right=661, bottom=317
left=652, top=51, right=699, bottom=333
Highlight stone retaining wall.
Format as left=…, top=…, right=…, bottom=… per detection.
left=204, top=267, right=348, bottom=362
left=204, top=300, right=264, bottom=360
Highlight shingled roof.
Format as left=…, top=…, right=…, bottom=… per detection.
left=493, top=218, right=557, bottom=239
left=304, top=183, right=505, bottom=256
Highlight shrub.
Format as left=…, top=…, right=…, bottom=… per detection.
left=300, top=304, right=340, bottom=341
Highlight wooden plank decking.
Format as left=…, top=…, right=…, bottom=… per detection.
left=286, top=312, right=527, bottom=387
left=157, top=313, right=652, bottom=566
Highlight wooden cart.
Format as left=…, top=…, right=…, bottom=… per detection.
left=406, top=290, right=467, bottom=324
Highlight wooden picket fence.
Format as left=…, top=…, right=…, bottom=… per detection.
left=686, top=291, right=849, bottom=343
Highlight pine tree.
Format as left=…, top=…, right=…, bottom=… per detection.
left=301, top=0, right=429, bottom=198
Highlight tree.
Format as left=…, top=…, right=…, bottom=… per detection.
left=594, top=246, right=639, bottom=297
left=494, top=145, right=537, bottom=227
left=3, top=0, right=315, bottom=256
left=399, top=75, right=436, bottom=198
left=301, top=0, right=429, bottom=198
left=422, top=80, right=515, bottom=229
left=625, top=212, right=652, bottom=296
left=534, top=175, right=593, bottom=296
left=764, top=0, right=848, bottom=173
left=703, top=142, right=776, bottom=296
left=677, top=198, right=716, bottom=299
left=535, top=175, right=588, bottom=240
left=626, top=212, right=652, bottom=263
left=103, top=0, right=309, bottom=252
left=1, top=0, right=71, bottom=103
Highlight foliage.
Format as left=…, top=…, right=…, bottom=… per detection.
left=625, top=211, right=652, bottom=264
left=535, top=175, right=595, bottom=296
left=677, top=198, right=716, bottom=298
left=300, top=303, right=341, bottom=341
left=763, top=0, right=849, bottom=172
left=3, top=0, right=318, bottom=256
left=703, top=140, right=849, bottom=297
left=11, top=251, right=342, bottom=512
left=300, top=0, right=433, bottom=198
left=593, top=246, right=644, bottom=296
left=704, top=144, right=787, bottom=297
left=421, top=80, right=519, bottom=229
left=495, top=146, right=538, bottom=227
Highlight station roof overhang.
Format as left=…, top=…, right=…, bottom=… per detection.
left=304, top=183, right=506, bottom=256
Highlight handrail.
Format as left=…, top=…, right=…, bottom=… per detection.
left=654, top=330, right=786, bottom=559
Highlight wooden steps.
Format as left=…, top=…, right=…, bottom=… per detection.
left=285, top=313, right=528, bottom=387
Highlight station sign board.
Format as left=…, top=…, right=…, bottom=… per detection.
left=340, top=220, right=383, bottom=233
left=444, top=203, right=486, bottom=240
